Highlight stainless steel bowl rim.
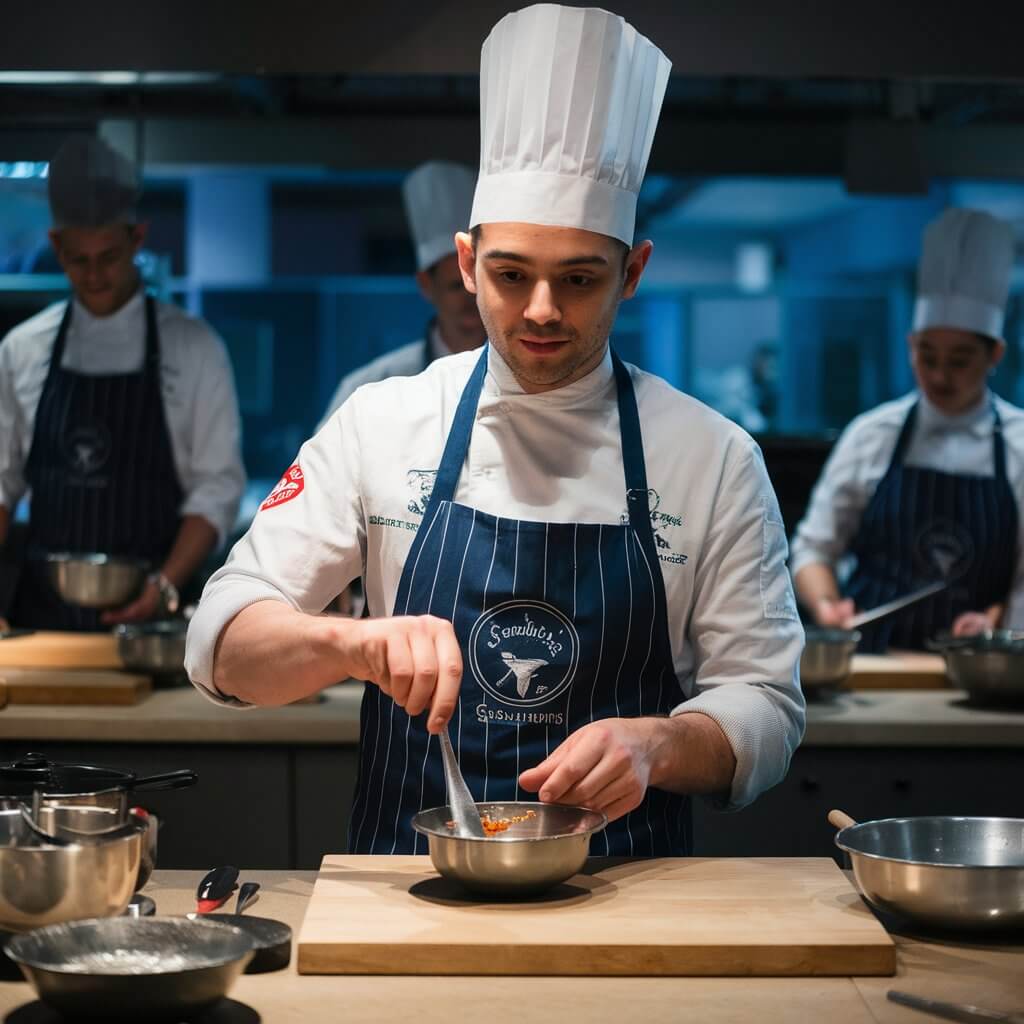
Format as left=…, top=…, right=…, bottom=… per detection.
left=14, top=812, right=148, bottom=850
left=412, top=802, right=607, bottom=843
left=4, top=917, right=254, bottom=974
left=803, top=627, right=862, bottom=644
left=834, top=815, right=1024, bottom=870
left=45, top=552, right=149, bottom=569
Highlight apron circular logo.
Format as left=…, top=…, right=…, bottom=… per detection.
left=468, top=600, right=579, bottom=707
left=914, top=519, right=974, bottom=581
left=63, top=424, right=111, bottom=475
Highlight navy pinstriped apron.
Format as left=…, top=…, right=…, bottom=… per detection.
left=845, top=401, right=1018, bottom=652
left=10, top=296, right=183, bottom=631
left=349, top=346, right=691, bottom=856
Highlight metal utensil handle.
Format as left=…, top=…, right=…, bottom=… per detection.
left=888, top=989, right=1024, bottom=1024
left=848, top=580, right=948, bottom=629
left=439, top=728, right=485, bottom=838
left=131, top=769, right=199, bottom=791
left=236, top=881, right=260, bottom=915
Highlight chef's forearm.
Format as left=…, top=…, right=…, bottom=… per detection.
left=161, top=515, right=218, bottom=590
left=213, top=601, right=351, bottom=705
left=647, top=712, right=737, bottom=796
left=794, top=562, right=840, bottom=613
left=0, top=505, right=8, bottom=548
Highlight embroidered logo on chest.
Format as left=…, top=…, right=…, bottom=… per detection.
left=621, top=487, right=687, bottom=563
left=406, top=469, right=438, bottom=516
left=468, top=601, right=579, bottom=707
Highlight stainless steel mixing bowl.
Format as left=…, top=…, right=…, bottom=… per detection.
left=4, top=916, right=254, bottom=1021
left=412, top=801, right=607, bottom=897
left=114, top=620, right=187, bottom=676
left=833, top=813, right=1024, bottom=930
left=930, top=630, right=1024, bottom=705
left=0, top=810, right=146, bottom=931
left=46, top=553, right=148, bottom=609
left=800, top=627, right=861, bottom=693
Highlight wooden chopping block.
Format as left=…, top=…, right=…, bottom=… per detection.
left=0, top=668, right=150, bottom=705
left=0, top=631, right=123, bottom=670
left=297, top=856, right=896, bottom=977
left=846, top=652, right=949, bottom=690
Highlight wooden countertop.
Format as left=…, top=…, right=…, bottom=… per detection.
left=0, top=679, right=1021, bottom=747
left=1, top=870, right=1019, bottom=1023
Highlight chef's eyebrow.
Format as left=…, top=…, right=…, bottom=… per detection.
left=483, top=249, right=610, bottom=267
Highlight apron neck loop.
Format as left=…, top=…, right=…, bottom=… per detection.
left=612, top=352, right=654, bottom=534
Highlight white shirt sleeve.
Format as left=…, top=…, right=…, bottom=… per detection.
left=184, top=398, right=367, bottom=700
left=672, top=437, right=806, bottom=811
left=789, top=419, right=880, bottom=576
left=0, top=334, right=28, bottom=513
left=175, top=326, right=246, bottom=545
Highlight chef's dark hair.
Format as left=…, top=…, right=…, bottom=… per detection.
left=470, top=225, right=630, bottom=272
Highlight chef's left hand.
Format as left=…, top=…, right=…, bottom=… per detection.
left=952, top=610, right=996, bottom=637
left=518, top=718, right=658, bottom=823
left=101, top=580, right=161, bottom=625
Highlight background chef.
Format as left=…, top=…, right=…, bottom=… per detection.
left=186, top=4, right=804, bottom=857
left=318, top=160, right=485, bottom=427
left=0, top=135, right=245, bottom=631
left=792, top=208, right=1024, bottom=651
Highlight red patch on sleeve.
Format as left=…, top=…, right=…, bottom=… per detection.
left=260, top=464, right=305, bottom=511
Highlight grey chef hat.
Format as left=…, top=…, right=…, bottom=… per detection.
left=47, top=135, right=140, bottom=229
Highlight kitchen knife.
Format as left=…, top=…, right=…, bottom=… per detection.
left=887, top=990, right=1024, bottom=1024
left=848, top=580, right=948, bottom=629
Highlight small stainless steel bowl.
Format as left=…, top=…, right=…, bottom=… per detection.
left=932, top=630, right=1024, bottom=705
left=0, top=812, right=146, bottom=932
left=4, top=916, right=254, bottom=1021
left=800, top=627, right=861, bottom=694
left=412, top=801, right=607, bottom=897
left=46, top=553, right=148, bottom=609
left=114, top=620, right=187, bottom=677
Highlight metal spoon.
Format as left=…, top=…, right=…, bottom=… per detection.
left=887, top=989, right=1024, bottom=1024
left=236, top=881, right=260, bottom=914
left=439, top=727, right=485, bottom=838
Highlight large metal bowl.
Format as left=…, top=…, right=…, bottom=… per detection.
left=114, top=620, right=187, bottom=677
left=930, top=630, right=1024, bottom=705
left=0, top=810, right=145, bottom=931
left=833, top=814, right=1024, bottom=930
left=412, top=801, right=607, bottom=897
left=46, top=553, right=148, bottom=609
left=4, top=916, right=254, bottom=1021
left=800, top=627, right=861, bottom=694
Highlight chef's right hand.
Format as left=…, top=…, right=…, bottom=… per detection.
left=343, top=615, right=462, bottom=733
left=814, top=597, right=855, bottom=629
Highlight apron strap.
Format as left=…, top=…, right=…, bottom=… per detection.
left=612, top=352, right=657, bottom=538
left=992, top=402, right=1009, bottom=484
left=886, top=401, right=919, bottom=472
left=424, top=344, right=489, bottom=509
left=44, top=300, right=74, bottom=388
left=143, top=294, right=160, bottom=373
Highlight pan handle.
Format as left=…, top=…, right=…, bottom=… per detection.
left=827, top=809, right=857, bottom=831
left=131, top=769, right=198, bottom=792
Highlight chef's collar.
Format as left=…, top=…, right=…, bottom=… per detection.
left=484, top=342, right=615, bottom=404
left=917, top=390, right=994, bottom=438
left=71, top=286, right=144, bottom=335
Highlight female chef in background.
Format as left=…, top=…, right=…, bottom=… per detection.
left=792, top=208, right=1024, bottom=651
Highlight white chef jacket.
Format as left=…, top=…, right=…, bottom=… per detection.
left=0, top=291, right=245, bottom=545
left=187, top=345, right=806, bottom=811
left=791, top=390, right=1024, bottom=626
left=317, top=324, right=450, bottom=431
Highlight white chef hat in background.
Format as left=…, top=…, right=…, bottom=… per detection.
left=913, top=207, right=1017, bottom=344
left=402, top=161, right=477, bottom=272
left=47, top=135, right=140, bottom=230
left=469, top=3, right=671, bottom=246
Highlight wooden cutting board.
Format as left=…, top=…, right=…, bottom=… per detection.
left=0, top=631, right=122, bottom=670
left=297, top=856, right=896, bottom=977
left=847, top=653, right=949, bottom=690
left=0, top=668, right=150, bottom=705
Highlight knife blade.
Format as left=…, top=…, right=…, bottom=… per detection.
left=848, top=580, right=948, bottom=629
left=888, top=990, right=1024, bottom=1024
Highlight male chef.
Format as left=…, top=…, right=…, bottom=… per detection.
left=0, top=135, right=244, bottom=630
left=318, top=160, right=485, bottom=427
left=187, top=4, right=805, bottom=856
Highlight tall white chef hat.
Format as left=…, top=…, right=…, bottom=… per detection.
left=47, top=135, right=140, bottom=230
left=402, top=161, right=477, bottom=272
left=469, top=4, right=671, bottom=246
left=913, top=208, right=1016, bottom=344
